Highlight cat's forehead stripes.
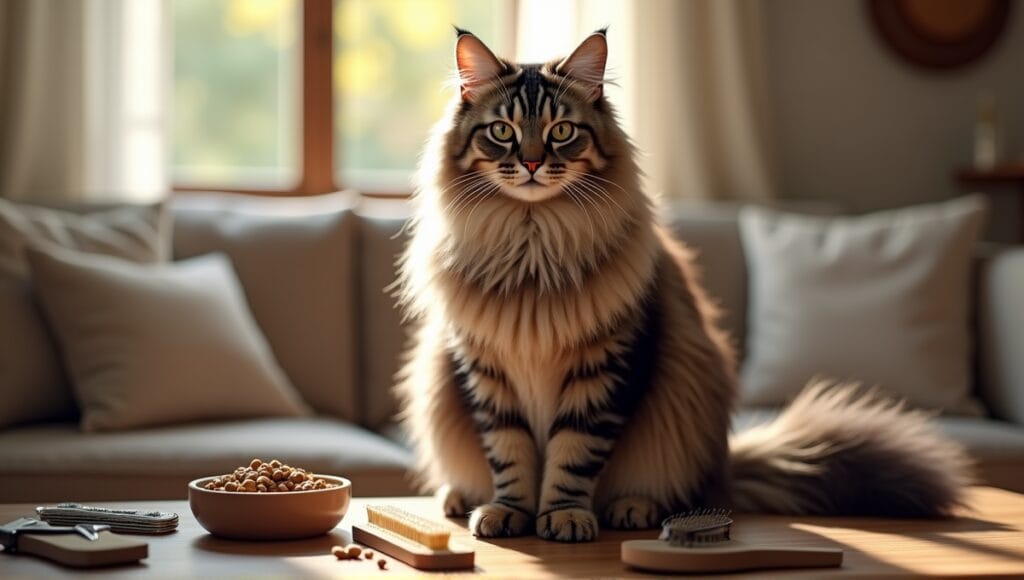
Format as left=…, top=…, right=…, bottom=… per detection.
left=485, top=65, right=578, bottom=122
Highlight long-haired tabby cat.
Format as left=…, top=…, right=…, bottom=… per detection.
left=396, top=29, right=969, bottom=542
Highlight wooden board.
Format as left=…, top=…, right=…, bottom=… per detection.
left=352, top=522, right=474, bottom=570
left=622, top=538, right=842, bottom=573
left=17, top=531, right=147, bottom=568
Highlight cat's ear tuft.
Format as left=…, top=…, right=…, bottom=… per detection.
left=556, top=31, right=608, bottom=102
left=456, top=32, right=504, bottom=103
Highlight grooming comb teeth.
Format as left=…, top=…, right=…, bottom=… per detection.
left=659, top=508, right=733, bottom=547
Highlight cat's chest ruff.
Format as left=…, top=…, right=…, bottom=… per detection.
left=504, top=358, right=566, bottom=450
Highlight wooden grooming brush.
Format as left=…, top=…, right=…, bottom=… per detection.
left=621, top=508, right=842, bottom=574
left=351, top=505, right=474, bottom=570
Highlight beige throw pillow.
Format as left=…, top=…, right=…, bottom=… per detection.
left=738, top=195, right=988, bottom=415
left=0, top=199, right=169, bottom=428
left=171, top=192, right=359, bottom=421
left=27, top=247, right=311, bottom=432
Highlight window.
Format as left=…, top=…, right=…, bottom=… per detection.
left=173, top=0, right=510, bottom=195
left=173, top=0, right=300, bottom=190
left=333, top=0, right=510, bottom=191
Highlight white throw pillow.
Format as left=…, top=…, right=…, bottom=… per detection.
left=738, top=195, right=988, bottom=415
left=27, top=247, right=312, bottom=432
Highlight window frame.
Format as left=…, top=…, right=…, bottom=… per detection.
left=174, top=0, right=336, bottom=197
left=173, top=0, right=518, bottom=198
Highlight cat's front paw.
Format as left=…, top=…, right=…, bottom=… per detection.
left=437, top=484, right=470, bottom=518
left=469, top=502, right=531, bottom=537
left=602, top=496, right=662, bottom=529
left=537, top=507, right=598, bottom=542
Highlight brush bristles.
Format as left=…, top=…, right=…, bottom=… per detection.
left=366, top=505, right=451, bottom=550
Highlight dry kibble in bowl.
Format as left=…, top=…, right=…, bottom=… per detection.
left=206, top=459, right=339, bottom=493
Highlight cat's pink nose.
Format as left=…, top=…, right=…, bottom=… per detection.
left=524, top=161, right=541, bottom=174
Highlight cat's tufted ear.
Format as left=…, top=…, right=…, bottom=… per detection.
left=455, top=31, right=504, bottom=103
left=556, top=30, right=608, bottom=102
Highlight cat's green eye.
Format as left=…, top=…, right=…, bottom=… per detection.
left=490, top=121, right=515, bottom=142
left=549, top=121, right=575, bottom=143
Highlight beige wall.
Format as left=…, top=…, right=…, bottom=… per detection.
left=763, top=0, right=1024, bottom=220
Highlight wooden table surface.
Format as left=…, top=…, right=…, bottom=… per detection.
left=2, top=486, right=1023, bottom=578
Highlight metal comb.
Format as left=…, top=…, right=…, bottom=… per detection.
left=658, top=508, right=733, bottom=547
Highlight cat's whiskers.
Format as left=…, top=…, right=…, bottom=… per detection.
left=565, top=178, right=613, bottom=236
left=461, top=183, right=502, bottom=240
left=440, top=170, right=501, bottom=215
left=553, top=176, right=593, bottom=233
left=563, top=169, right=629, bottom=195
left=560, top=181, right=599, bottom=244
left=447, top=178, right=497, bottom=222
left=562, top=169, right=631, bottom=219
left=552, top=72, right=573, bottom=110
left=449, top=171, right=501, bottom=213
left=442, top=177, right=489, bottom=216
left=488, top=77, right=513, bottom=107
left=574, top=177, right=625, bottom=219
left=439, top=169, right=496, bottom=195
left=563, top=172, right=617, bottom=211
left=438, top=174, right=488, bottom=207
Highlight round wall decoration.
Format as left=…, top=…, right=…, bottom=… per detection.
left=868, top=0, right=1012, bottom=69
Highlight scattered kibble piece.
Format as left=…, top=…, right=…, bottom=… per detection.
left=345, top=544, right=362, bottom=558
left=364, top=550, right=374, bottom=559
left=331, top=545, right=350, bottom=560
left=377, top=558, right=387, bottom=570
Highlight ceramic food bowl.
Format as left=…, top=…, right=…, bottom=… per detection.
left=188, top=475, right=351, bottom=540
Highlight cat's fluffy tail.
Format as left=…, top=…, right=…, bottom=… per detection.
left=728, top=380, right=972, bottom=517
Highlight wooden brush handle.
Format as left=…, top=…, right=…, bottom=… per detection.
left=622, top=539, right=843, bottom=573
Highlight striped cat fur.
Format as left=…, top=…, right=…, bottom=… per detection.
left=395, top=30, right=970, bottom=542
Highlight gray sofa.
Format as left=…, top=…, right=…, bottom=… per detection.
left=1, top=192, right=1022, bottom=503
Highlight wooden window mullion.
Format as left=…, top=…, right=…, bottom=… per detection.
left=300, top=0, right=336, bottom=195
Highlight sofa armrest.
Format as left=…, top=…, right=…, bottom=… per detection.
left=977, top=244, right=1024, bottom=425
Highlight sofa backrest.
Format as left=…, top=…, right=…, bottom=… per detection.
left=171, top=193, right=1019, bottom=428
left=171, top=192, right=361, bottom=422
left=353, top=198, right=412, bottom=429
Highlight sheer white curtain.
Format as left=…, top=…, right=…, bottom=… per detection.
left=517, top=0, right=777, bottom=201
left=0, top=0, right=169, bottom=203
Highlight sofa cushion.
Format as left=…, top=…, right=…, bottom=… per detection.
left=28, top=248, right=310, bottom=431
left=171, top=192, right=359, bottom=421
left=0, top=199, right=169, bottom=429
left=977, top=244, right=1024, bottom=425
left=738, top=195, right=988, bottom=415
left=663, top=200, right=844, bottom=360
left=664, top=202, right=749, bottom=357
left=0, top=417, right=415, bottom=502
left=355, top=198, right=413, bottom=429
